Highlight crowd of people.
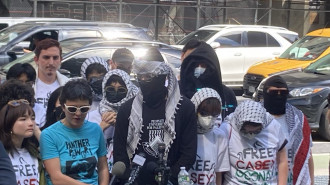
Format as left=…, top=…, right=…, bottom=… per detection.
left=0, top=38, right=315, bottom=185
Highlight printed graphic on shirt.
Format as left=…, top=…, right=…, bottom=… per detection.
left=65, top=156, right=97, bottom=179
left=106, top=138, right=114, bottom=173
left=35, top=91, right=52, bottom=108
left=287, top=148, right=293, bottom=184
left=233, top=141, right=277, bottom=184
left=12, top=156, right=39, bottom=185
left=142, top=119, right=165, bottom=157
left=66, top=139, right=93, bottom=159
left=190, top=154, right=216, bottom=185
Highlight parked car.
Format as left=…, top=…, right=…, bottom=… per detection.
left=253, top=53, right=330, bottom=141
left=243, top=28, right=330, bottom=97
left=0, top=21, right=152, bottom=66
left=0, top=40, right=181, bottom=83
left=0, top=17, right=78, bottom=30
left=173, top=24, right=298, bottom=89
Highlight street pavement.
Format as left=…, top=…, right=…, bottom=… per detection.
left=236, top=95, right=329, bottom=185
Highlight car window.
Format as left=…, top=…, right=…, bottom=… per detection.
left=61, top=49, right=111, bottom=77
left=176, top=30, right=218, bottom=45
left=278, top=33, right=299, bottom=43
left=0, top=24, right=33, bottom=47
left=62, top=30, right=102, bottom=40
left=0, top=23, right=8, bottom=30
left=267, top=33, right=281, bottom=47
left=162, top=53, right=181, bottom=69
left=214, top=32, right=242, bottom=47
left=305, top=54, right=330, bottom=73
left=280, top=36, right=330, bottom=60
left=247, top=31, right=267, bottom=47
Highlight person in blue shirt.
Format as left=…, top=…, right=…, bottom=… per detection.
left=40, top=78, right=109, bottom=185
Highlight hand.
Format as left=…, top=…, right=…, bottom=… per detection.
left=100, top=111, right=116, bottom=131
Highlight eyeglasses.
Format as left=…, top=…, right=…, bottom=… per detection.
left=105, top=86, right=127, bottom=95
left=7, top=99, right=30, bottom=107
left=64, top=104, right=91, bottom=114
left=267, top=89, right=289, bottom=96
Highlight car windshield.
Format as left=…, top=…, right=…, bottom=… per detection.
left=0, top=24, right=33, bottom=48
left=176, top=30, right=218, bottom=45
left=304, top=54, right=330, bottom=74
left=279, top=35, right=330, bottom=61
left=0, top=40, right=84, bottom=72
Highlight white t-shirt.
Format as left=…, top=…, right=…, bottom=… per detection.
left=274, top=114, right=294, bottom=185
left=86, top=108, right=115, bottom=173
left=34, top=79, right=60, bottom=127
left=188, top=127, right=230, bottom=185
left=9, top=148, right=39, bottom=185
left=220, top=120, right=286, bottom=185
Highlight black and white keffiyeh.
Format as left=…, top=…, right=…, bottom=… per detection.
left=190, top=88, right=222, bottom=112
left=99, top=69, right=139, bottom=114
left=230, top=100, right=273, bottom=131
left=80, top=56, right=109, bottom=78
left=127, top=60, right=182, bottom=159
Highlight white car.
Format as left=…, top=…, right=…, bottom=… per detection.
left=174, top=24, right=298, bottom=89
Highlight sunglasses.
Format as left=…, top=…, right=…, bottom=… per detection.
left=64, top=104, right=90, bottom=114
left=267, top=89, right=289, bottom=96
left=8, top=99, right=30, bottom=107
left=105, top=86, right=127, bottom=95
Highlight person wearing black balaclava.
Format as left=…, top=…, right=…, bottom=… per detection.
left=113, top=60, right=197, bottom=185
left=180, top=40, right=237, bottom=118
left=262, top=75, right=314, bottom=185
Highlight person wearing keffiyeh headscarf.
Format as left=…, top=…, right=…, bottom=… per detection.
left=113, top=60, right=197, bottom=185
left=262, top=75, right=314, bottom=185
left=220, top=100, right=288, bottom=185
left=189, top=88, right=230, bottom=185
left=80, top=56, right=109, bottom=111
left=86, top=69, right=138, bottom=173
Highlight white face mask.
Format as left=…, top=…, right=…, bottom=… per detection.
left=241, top=133, right=257, bottom=140
left=197, top=115, right=217, bottom=133
left=194, top=66, right=206, bottom=78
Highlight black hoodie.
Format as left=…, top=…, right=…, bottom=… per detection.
left=180, top=41, right=237, bottom=117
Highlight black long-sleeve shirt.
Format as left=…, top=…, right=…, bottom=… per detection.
left=113, top=96, right=197, bottom=185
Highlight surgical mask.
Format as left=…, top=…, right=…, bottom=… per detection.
left=197, top=115, right=216, bottom=134
left=194, top=66, right=206, bottom=78
left=241, top=133, right=257, bottom=140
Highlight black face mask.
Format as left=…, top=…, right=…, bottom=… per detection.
left=263, top=92, right=287, bottom=115
left=138, top=75, right=167, bottom=107
left=90, top=79, right=103, bottom=95
left=53, top=106, right=65, bottom=121
left=106, top=90, right=127, bottom=103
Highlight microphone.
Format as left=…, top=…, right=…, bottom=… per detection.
left=109, top=161, right=126, bottom=185
left=158, top=143, right=166, bottom=165
left=125, top=153, right=146, bottom=185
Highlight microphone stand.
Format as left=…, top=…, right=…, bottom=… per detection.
left=155, top=143, right=171, bottom=185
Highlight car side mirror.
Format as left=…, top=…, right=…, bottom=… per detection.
left=7, top=46, right=25, bottom=59
left=210, top=42, right=221, bottom=49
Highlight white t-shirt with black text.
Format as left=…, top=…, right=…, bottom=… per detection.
left=9, top=148, right=39, bottom=185
left=188, top=127, right=230, bottom=185
left=34, top=79, right=60, bottom=127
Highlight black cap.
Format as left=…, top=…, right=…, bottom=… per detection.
left=112, top=48, right=134, bottom=64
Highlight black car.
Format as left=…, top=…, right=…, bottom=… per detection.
left=254, top=53, right=330, bottom=141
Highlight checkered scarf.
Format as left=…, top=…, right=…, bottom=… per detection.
left=190, top=88, right=222, bottom=112
left=126, top=61, right=182, bottom=159
left=283, top=103, right=312, bottom=185
left=230, top=100, right=272, bottom=131
left=99, top=69, right=139, bottom=114
left=80, top=56, right=109, bottom=78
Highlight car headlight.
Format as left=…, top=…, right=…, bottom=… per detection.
left=289, top=87, right=326, bottom=97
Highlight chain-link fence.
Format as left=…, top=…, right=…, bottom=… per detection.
left=2, top=0, right=330, bottom=44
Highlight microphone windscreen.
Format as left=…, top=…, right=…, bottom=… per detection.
left=146, top=161, right=158, bottom=174
left=112, top=161, right=126, bottom=176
